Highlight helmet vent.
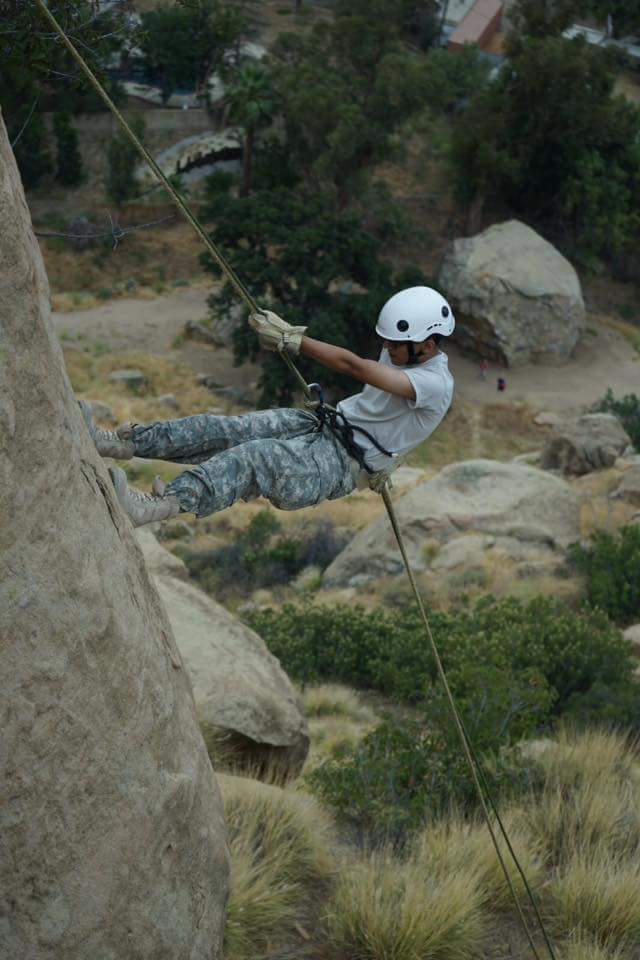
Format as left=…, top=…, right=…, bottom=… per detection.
left=397, top=319, right=409, bottom=332
left=442, top=306, right=449, bottom=318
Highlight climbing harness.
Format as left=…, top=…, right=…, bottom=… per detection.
left=32, top=4, right=556, bottom=957
left=305, top=382, right=397, bottom=489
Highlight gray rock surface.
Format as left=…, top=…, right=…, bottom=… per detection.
left=541, top=413, right=631, bottom=475
left=439, top=220, right=585, bottom=366
left=137, top=534, right=309, bottom=776
left=0, top=113, right=229, bottom=960
left=611, top=466, right=640, bottom=506
left=108, top=368, right=147, bottom=389
left=323, top=459, right=580, bottom=587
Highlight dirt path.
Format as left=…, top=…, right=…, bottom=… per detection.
left=53, top=287, right=640, bottom=414
left=53, top=284, right=261, bottom=385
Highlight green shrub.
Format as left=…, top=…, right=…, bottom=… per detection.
left=593, top=389, right=640, bottom=448
left=307, top=665, right=552, bottom=836
left=250, top=596, right=630, bottom=713
left=570, top=526, right=640, bottom=626
left=180, top=510, right=348, bottom=599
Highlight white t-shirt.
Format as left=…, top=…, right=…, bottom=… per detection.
left=336, top=349, right=454, bottom=472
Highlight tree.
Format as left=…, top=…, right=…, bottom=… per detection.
left=139, top=0, right=244, bottom=99
left=587, top=1, right=640, bottom=37
left=507, top=0, right=585, bottom=39
left=106, top=115, right=145, bottom=206
left=200, top=185, right=425, bottom=405
left=268, top=0, right=431, bottom=203
left=451, top=35, right=640, bottom=258
left=54, top=111, right=84, bottom=187
left=225, top=62, right=275, bottom=196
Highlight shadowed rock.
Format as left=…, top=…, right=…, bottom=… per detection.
left=138, top=530, right=309, bottom=778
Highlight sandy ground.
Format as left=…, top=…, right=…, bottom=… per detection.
left=53, top=286, right=640, bottom=416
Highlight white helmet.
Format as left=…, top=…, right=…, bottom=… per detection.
left=376, top=286, right=455, bottom=342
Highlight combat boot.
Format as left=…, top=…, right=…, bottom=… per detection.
left=109, top=467, right=181, bottom=528
left=79, top=400, right=135, bottom=459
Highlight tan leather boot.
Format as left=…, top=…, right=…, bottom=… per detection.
left=109, top=467, right=181, bottom=528
left=79, top=400, right=135, bottom=459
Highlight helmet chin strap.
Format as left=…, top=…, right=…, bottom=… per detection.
left=405, top=341, right=424, bottom=365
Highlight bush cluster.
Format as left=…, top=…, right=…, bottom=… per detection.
left=250, top=595, right=631, bottom=713
left=570, top=525, right=640, bottom=626
left=179, top=509, right=347, bottom=599
left=593, top=390, right=640, bottom=449
left=252, top=595, right=639, bottom=835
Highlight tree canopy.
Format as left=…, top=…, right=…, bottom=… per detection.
left=139, top=0, right=243, bottom=99
left=200, top=184, right=424, bottom=405
left=452, top=34, right=640, bottom=258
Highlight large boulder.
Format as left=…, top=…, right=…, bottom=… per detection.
left=541, top=413, right=631, bottom=475
left=138, top=532, right=309, bottom=777
left=323, top=459, right=580, bottom=587
left=439, top=220, right=585, bottom=366
left=0, top=112, right=230, bottom=960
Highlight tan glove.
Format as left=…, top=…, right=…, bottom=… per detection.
left=249, top=310, right=307, bottom=356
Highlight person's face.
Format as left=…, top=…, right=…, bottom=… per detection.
left=382, top=338, right=437, bottom=365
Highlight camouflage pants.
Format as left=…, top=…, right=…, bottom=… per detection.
left=131, top=408, right=356, bottom=517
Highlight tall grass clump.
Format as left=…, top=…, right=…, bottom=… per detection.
left=513, top=728, right=640, bottom=867
left=415, top=811, right=543, bottom=909
left=560, top=933, right=626, bottom=960
left=323, top=847, right=487, bottom=960
left=220, top=774, right=335, bottom=959
left=546, top=853, right=640, bottom=952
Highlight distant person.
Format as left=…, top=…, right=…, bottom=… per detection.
left=497, top=376, right=506, bottom=393
left=80, top=287, right=456, bottom=527
left=479, top=358, right=488, bottom=380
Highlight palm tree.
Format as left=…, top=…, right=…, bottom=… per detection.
left=225, top=62, right=275, bottom=196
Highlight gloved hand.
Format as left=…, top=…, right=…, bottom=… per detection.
left=249, top=310, right=307, bottom=356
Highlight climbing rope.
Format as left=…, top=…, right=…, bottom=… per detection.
left=32, top=4, right=556, bottom=956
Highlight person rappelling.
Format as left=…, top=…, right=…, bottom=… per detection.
left=81, top=286, right=455, bottom=528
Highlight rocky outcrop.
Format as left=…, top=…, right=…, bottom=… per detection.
left=323, top=459, right=580, bottom=587
left=138, top=532, right=309, bottom=777
left=611, top=466, right=640, bottom=506
left=541, top=414, right=631, bottom=475
left=439, top=220, right=585, bottom=366
left=0, top=112, right=229, bottom=960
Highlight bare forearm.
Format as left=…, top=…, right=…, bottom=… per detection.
left=300, top=336, right=363, bottom=378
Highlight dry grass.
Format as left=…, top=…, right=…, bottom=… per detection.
left=302, top=685, right=378, bottom=771
left=65, top=347, right=220, bottom=422
left=415, top=812, right=544, bottom=911
left=560, top=933, right=626, bottom=960
left=41, top=218, right=207, bottom=298
left=547, top=852, right=640, bottom=952
left=323, top=847, right=488, bottom=960
left=406, top=400, right=547, bottom=472
left=512, top=730, right=640, bottom=869
left=302, top=684, right=376, bottom=723
left=218, top=773, right=335, bottom=960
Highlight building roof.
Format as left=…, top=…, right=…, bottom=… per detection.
left=449, top=0, right=503, bottom=47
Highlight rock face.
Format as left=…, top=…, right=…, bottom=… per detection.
left=0, top=113, right=229, bottom=960
left=138, top=532, right=309, bottom=776
left=541, top=414, right=631, bottom=475
left=611, top=466, right=640, bottom=506
left=323, top=459, right=580, bottom=587
left=439, top=220, right=585, bottom=366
